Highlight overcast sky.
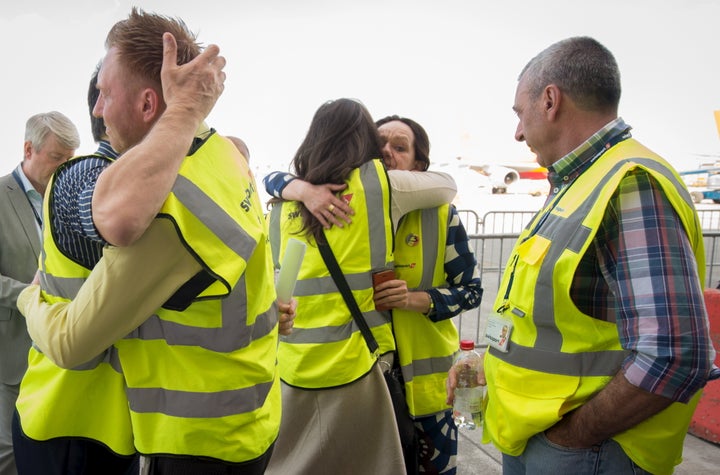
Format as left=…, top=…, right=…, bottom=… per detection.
left=2, top=0, right=719, bottom=185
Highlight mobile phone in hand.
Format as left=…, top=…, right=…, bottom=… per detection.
left=372, top=269, right=396, bottom=311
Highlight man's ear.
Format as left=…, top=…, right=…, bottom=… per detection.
left=141, top=88, right=162, bottom=122
left=23, top=140, right=33, bottom=161
left=543, top=84, right=562, bottom=120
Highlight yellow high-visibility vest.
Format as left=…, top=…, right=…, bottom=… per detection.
left=114, top=134, right=281, bottom=463
left=484, top=138, right=705, bottom=475
left=393, top=204, right=459, bottom=417
left=268, top=159, right=395, bottom=388
left=16, top=154, right=135, bottom=456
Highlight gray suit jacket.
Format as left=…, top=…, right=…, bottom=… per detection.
left=0, top=171, right=40, bottom=385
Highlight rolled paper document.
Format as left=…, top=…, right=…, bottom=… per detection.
left=276, top=238, right=307, bottom=303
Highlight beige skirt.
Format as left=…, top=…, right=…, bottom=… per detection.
left=265, top=363, right=405, bottom=475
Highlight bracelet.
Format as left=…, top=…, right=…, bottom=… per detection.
left=427, top=293, right=435, bottom=314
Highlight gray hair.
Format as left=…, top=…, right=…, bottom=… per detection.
left=519, top=36, right=621, bottom=113
left=24, top=111, right=81, bottom=152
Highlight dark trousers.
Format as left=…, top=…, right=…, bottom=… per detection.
left=145, top=443, right=274, bottom=475
left=12, top=410, right=137, bottom=475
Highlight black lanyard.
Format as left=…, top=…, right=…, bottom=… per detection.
left=12, top=169, right=42, bottom=227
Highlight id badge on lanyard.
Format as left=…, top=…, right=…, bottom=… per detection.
left=484, top=313, right=512, bottom=353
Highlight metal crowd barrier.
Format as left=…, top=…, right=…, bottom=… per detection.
left=454, top=209, right=720, bottom=345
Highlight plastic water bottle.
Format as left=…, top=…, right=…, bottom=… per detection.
left=452, top=339, right=485, bottom=430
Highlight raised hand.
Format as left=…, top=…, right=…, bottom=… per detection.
left=161, top=32, right=227, bottom=125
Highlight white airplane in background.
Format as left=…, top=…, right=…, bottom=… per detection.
left=442, top=155, right=547, bottom=194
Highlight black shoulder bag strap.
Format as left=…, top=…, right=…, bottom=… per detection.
left=317, top=240, right=379, bottom=355
left=319, top=239, right=418, bottom=473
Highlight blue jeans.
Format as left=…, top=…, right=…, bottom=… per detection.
left=502, top=432, right=653, bottom=475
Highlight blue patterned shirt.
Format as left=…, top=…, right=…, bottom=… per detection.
left=50, top=143, right=117, bottom=268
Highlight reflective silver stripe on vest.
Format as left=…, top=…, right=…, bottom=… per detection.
left=172, top=175, right=257, bottom=262
left=123, top=278, right=276, bottom=417
left=402, top=355, right=453, bottom=383
left=268, top=206, right=282, bottom=269
left=108, top=347, right=123, bottom=373
left=282, top=310, right=390, bottom=344
left=360, top=162, right=391, bottom=269
left=493, top=345, right=630, bottom=377
left=37, top=268, right=114, bottom=370
left=30, top=342, right=116, bottom=371
left=293, top=272, right=369, bottom=296
left=126, top=273, right=277, bottom=352
left=401, top=207, right=446, bottom=382
left=492, top=154, right=693, bottom=376
left=127, top=380, right=273, bottom=418
left=632, top=158, right=696, bottom=209
left=417, top=207, right=440, bottom=291
left=39, top=246, right=47, bottom=272
left=38, top=271, right=84, bottom=301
